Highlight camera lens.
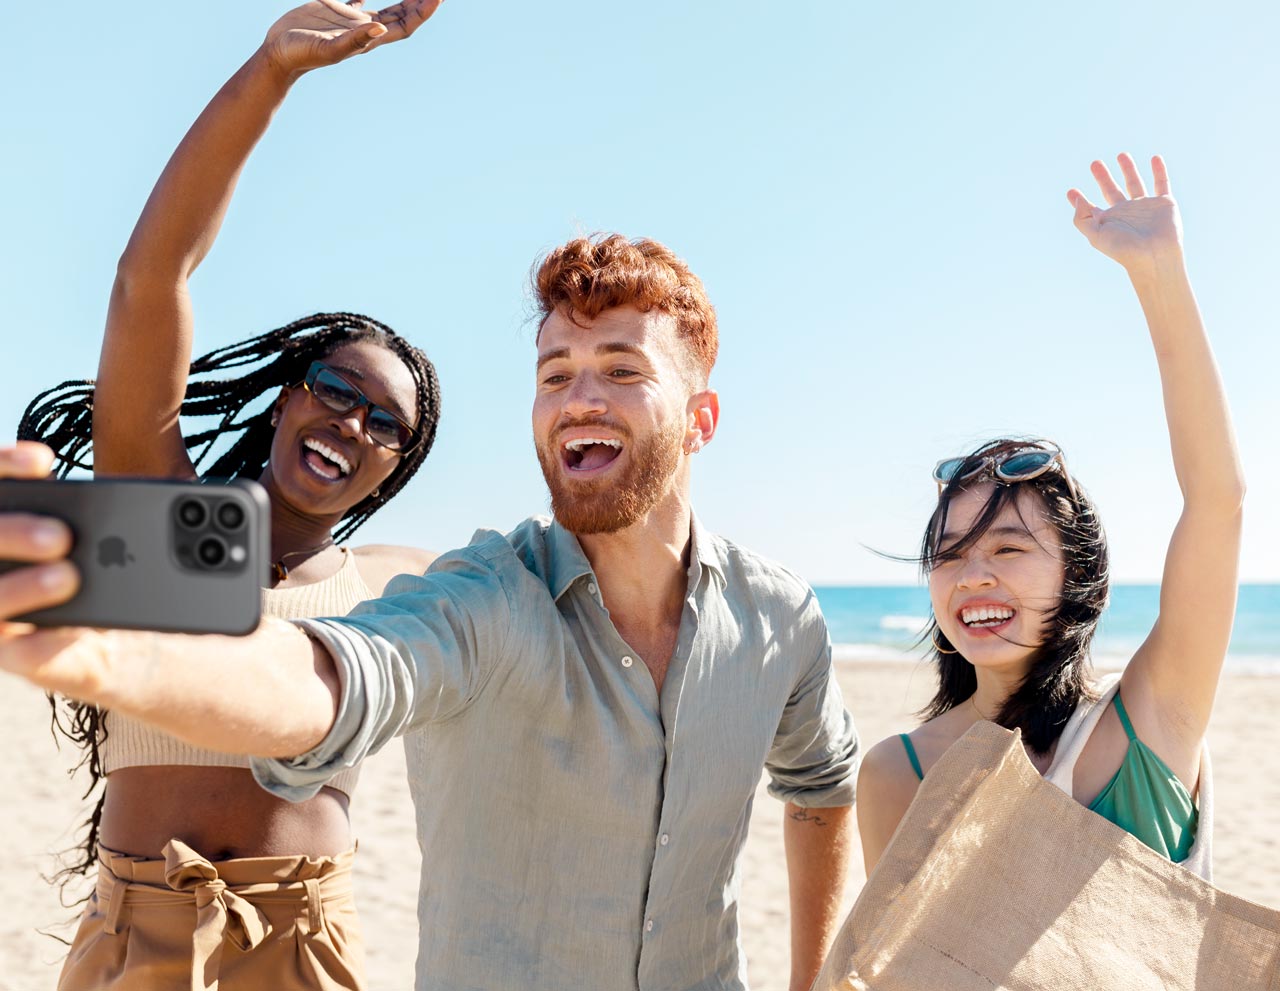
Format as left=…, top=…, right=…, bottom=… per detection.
left=196, top=536, right=227, bottom=568
left=177, top=499, right=208, bottom=529
left=216, top=501, right=245, bottom=531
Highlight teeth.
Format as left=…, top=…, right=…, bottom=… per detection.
left=563, top=437, right=623, bottom=452
left=304, top=438, right=352, bottom=476
left=961, top=605, right=1015, bottom=626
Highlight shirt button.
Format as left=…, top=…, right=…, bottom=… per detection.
left=621, top=655, right=634, bottom=668
left=660, top=833, right=670, bottom=846
left=587, top=582, right=597, bottom=595
left=645, top=919, right=654, bottom=933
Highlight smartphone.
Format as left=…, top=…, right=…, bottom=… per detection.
left=0, top=478, right=269, bottom=635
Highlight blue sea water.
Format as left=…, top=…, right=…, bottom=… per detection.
left=814, top=584, right=1280, bottom=674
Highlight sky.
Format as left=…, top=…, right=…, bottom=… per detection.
left=2, top=1, right=1276, bottom=585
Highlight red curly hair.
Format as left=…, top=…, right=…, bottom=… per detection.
left=533, top=234, right=718, bottom=382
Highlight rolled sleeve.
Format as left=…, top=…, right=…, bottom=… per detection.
left=765, top=610, right=860, bottom=809
left=251, top=541, right=514, bottom=802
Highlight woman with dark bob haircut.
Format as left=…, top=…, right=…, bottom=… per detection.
left=857, top=154, right=1242, bottom=882
left=19, top=2, right=444, bottom=988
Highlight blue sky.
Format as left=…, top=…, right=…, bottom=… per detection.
left=3, top=1, right=1275, bottom=584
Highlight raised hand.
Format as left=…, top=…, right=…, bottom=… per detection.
left=262, top=0, right=444, bottom=77
left=0, top=443, right=105, bottom=697
left=1068, top=153, right=1183, bottom=271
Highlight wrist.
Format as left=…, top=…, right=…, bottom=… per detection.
left=1124, top=246, right=1189, bottom=291
left=247, top=45, right=305, bottom=93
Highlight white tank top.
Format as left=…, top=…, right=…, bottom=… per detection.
left=99, top=546, right=377, bottom=797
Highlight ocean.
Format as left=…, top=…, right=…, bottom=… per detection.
left=815, top=584, right=1280, bottom=675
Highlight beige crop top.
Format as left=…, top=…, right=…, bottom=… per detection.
left=100, top=546, right=376, bottom=797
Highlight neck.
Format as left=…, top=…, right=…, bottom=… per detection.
left=970, top=663, right=1029, bottom=721
left=260, top=475, right=342, bottom=563
left=575, top=491, right=693, bottom=630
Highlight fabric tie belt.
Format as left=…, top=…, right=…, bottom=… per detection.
left=95, top=839, right=353, bottom=991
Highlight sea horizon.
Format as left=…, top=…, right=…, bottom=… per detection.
left=814, top=583, right=1280, bottom=675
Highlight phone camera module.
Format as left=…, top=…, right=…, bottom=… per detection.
left=176, top=499, right=208, bottom=529
left=196, top=536, right=228, bottom=568
left=216, top=501, right=245, bottom=531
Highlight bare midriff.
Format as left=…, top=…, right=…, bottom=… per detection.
left=100, top=766, right=351, bottom=861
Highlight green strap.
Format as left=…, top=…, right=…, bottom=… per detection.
left=1113, top=691, right=1138, bottom=742
left=899, top=733, right=924, bottom=781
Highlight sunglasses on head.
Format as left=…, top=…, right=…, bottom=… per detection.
left=300, top=361, right=420, bottom=453
left=932, top=442, right=1079, bottom=503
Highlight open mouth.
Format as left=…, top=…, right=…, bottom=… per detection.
left=958, top=604, right=1016, bottom=632
left=562, top=437, right=623, bottom=474
left=301, top=438, right=353, bottom=482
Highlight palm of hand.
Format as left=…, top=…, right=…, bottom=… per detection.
left=263, top=3, right=376, bottom=73
left=1090, top=196, right=1182, bottom=263
left=1070, top=154, right=1184, bottom=268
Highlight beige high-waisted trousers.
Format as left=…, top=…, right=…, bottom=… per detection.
left=57, top=839, right=365, bottom=991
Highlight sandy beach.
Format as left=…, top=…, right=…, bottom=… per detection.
left=2, top=658, right=1277, bottom=990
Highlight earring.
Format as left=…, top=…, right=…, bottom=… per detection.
left=371, top=487, right=381, bottom=498
left=931, top=629, right=958, bottom=654
left=270, top=412, right=280, bottom=427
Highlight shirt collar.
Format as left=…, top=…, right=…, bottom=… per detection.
left=546, top=513, right=725, bottom=602
left=546, top=520, right=595, bottom=601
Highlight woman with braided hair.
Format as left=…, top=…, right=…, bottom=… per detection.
left=19, top=2, right=445, bottom=988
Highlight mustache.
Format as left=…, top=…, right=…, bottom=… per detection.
left=548, top=417, right=631, bottom=444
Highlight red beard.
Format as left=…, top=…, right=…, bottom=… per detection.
left=535, top=418, right=683, bottom=534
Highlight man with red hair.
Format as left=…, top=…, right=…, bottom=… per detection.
left=0, top=233, right=858, bottom=991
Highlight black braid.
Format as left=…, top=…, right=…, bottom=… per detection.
left=17, top=312, right=442, bottom=893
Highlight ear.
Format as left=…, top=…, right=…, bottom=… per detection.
left=270, top=387, right=292, bottom=427
left=683, top=389, right=720, bottom=455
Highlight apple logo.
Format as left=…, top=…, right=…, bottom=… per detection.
left=97, top=537, right=135, bottom=568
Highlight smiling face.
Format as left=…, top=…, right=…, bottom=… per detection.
left=533, top=305, right=705, bottom=534
left=928, top=481, right=1067, bottom=676
left=263, top=338, right=420, bottom=520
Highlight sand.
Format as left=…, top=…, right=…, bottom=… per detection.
left=2, top=659, right=1278, bottom=990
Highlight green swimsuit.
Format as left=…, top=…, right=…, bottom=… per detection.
left=899, top=692, right=1198, bottom=863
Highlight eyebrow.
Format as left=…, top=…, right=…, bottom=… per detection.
left=939, top=524, right=1035, bottom=544
left=328, top=364, right=413, bottom=423
left=535, top=341, right=652, bottom=371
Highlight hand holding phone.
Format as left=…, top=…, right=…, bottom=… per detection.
left=0, top=472, right=269, bottom=636
left=0, top=443, right=79, bottom=615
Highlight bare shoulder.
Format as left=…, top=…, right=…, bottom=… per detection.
left=857, top=733, right=925, bottom=872
left=350, top=543, right=439, bottom=596
left=860, top=734, right=923, bottom=808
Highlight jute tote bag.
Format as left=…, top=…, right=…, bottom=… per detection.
left=813, top=721, right=1280, bottom=991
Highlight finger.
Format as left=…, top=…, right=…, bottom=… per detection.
left=0, top=514, right=73, bottom=562
left=372, top=0, right=444, bottom=40
left=1116, top=152, right=1147, bottom=199
left=1151, top=155, right=1171, bottom=197
left=1067, top=188, right=1100, bottom=237
left=0, top=443, right=55, bottom=480
left=1090, top=160, right=1126, bottom=207
left=316, top=0, right=369, bottom=22
left=0, top=562, right=79, bottom=621
left=321, top=20, right=389, bottom=57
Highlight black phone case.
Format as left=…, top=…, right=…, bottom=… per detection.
left=0, top=478, right=269, bottom=635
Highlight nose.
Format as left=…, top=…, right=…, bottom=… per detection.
left=560, top=371, right=607, bottom=419
left=955, top=553, right=997, bottom=591
left=329, top=405, right=368, bottom=442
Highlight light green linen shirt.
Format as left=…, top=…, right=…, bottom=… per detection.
left=252, top=515, right=859, bottom=991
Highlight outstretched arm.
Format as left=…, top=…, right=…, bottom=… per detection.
left=0, top=444, right=341, bottom=755
left=1069, top=154, right=1243, bottom=785
left=94, top=0, right=443, bottom=478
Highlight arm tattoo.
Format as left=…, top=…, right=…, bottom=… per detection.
left=789, top=808, right=828, bottom=827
